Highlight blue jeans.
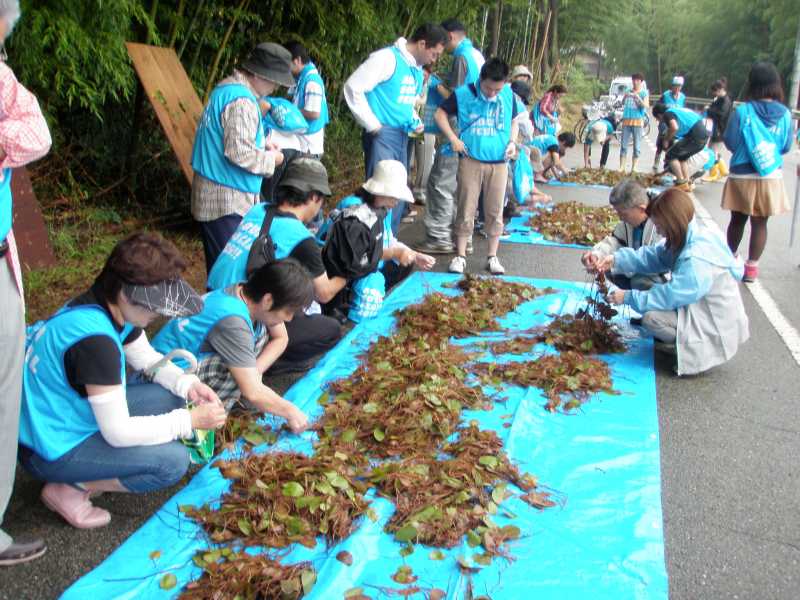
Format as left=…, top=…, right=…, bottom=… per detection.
left=19, top=382, right=190, bottom=493
left=620, top=125, right=643, bottom=158
left=362, top=126, right=410, bottom=235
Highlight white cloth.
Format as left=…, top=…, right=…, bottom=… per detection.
left=344, top=37, right=420, bottom=133
left=88, top=388, right=193, bottom=448
left=123, top=332, right=200, bottom=400
left=296, top=78, right=325, bottom=155
left=269, top=128, right=303, bottom=151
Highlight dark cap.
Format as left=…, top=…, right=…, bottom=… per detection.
left=240, top=42, right=294, bottom=87
left=123, top=278, right=204, bottom=318
left=278, top=158, right=331, bottom=195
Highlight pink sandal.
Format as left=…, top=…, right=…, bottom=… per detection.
left=41, top=483, right=111, bottom=529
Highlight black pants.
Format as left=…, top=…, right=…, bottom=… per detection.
left=261, top=148, right=301, bottom=203
left=322, top=261, right=414, bottom=319
left=269, top=311, right=342, bottom=373
left=199, top=214, right=243, bottom=274
left=587, top=141, right=612, bottom=167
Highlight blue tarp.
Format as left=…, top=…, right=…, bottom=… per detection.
left=503, top=210, right=590, bottom=249
left=544, top=178, right=613, bottom=191
left=62, top=272, right=667, bottom=600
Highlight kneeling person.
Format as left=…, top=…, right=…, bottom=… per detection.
left=18, top=233, right=227, bottom=529
left=581, top=179, right=666, bottom=290
left=208, top=158, right=343, bottom=371
left=529, top=131, right=576, bottom=181
left=154, top=260, right=312, bottom=431
left=319, top=160, right=435, bottom=321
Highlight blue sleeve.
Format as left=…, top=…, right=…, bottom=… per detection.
left=614, top=242, right=672, bottom=275
left=625, top=256, right=714, bottom=313
left=723, top=108, right=742, bottom=152
left=781, top=112, right=793, bottom=154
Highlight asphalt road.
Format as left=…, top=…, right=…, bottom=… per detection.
left=1, top=135, right=799, bottom=599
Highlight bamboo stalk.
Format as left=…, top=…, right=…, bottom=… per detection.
left=177, top=0, right=205, bottom=59
left=204, top=0, right=252, bottom=103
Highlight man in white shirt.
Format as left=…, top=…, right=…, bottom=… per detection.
left=344, top=23, right=447, bottom=234
left=285, top=41, right=327, bottom=158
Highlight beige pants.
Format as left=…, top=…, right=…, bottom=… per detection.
left=453, top=156, right=508, bottom=238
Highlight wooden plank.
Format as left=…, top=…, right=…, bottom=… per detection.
left=11, top=167, right=56, bottom=270
left=125, top=43, right=204, bottom=185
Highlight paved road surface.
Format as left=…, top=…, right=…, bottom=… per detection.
left=1, top=134, right=798, bottom=599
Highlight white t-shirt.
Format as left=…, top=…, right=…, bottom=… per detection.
left=297, top=79, right=325, bottom=156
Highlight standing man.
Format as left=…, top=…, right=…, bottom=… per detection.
left=618, top=73, right=649, bottom=173
left=416, top=18, right=485, bottom=254
left=192, top=42, right=294, bottom=273
left=435, top=58, right=520, bottom=276
left=653, top=75, right=686, bottom=171
left=344, top=23, right=447, bottom=234
left=285, top=41, right=328, bottom=158
left=0, top=0, right=53, bottom=566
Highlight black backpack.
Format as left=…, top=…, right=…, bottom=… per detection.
left=245, top=205, right=277, bottom=277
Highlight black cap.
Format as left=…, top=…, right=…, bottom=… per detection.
left=279, top=158, right=332, bottom=195
left=240, top=42, right=294, bottom=87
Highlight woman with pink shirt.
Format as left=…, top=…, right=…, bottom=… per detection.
left=0, top=0, right=53, bottom=567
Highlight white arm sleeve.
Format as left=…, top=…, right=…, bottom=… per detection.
left=89, top=388, right=193, bottom=448
left=343, top=48, right=395, bottom=133
left=123, top=331, right=201, bottom=400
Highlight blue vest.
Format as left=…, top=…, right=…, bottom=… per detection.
left=455, top=83, right=514, bottom=162
left=661, top=90, right=686, bottom=107
left=530, top=134, right=559, bottom=155
left=294, top=62, right=329, bottom=134
left=19, top=305, right=133, bottom=461
left=365, top=46, right=423, bottom=129
left=666, top=107, right=701, bottom=139
left=622, top=89, right=648, bottom=121
left=0, top=168, right=12, bottom=242
left=191, top=82, right=265, bottom=193
left=423, top=74, right=444, bottom=134
left=152, top=288, right=255, bottom=368
left=452, top=38, right=484, bottom=86
left=207, top=205, right=312, bottom=290
left=512, top=151, right=534, bottom=203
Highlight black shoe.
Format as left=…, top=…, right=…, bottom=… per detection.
left=630, top=317, right=643, bottom=326
left=0, top=538, right=47, bottom=566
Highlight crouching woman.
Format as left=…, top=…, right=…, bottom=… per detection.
left=18, top=233, right=227, bottom=529
left=599, top=189, right=749, bottom=375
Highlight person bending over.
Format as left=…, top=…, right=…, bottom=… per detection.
left=154, top=260, right=312, bottom=431
left=207, top=158, right=343, bottom=371
left=582, top=179, right=666, bottom=290
left=652, top=103, right=709, bottom=191
left=319, top=160, right=435, bottom=321
left=598, top=189, right=749, bottom=376
left=529, top=132, right=576, bottom=182
left=18, top=233, right=227, bottom=530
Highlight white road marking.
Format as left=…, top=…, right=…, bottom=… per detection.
left=693, top=199, right=800, bottom=366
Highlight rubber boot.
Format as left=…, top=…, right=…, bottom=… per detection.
left=702, top=163, right=720, bottom=182
left=718, top=158, right=729, bottom=176
left=630, top=159, right=638, bottom=174
left=619, top=157, right=628, bottom=173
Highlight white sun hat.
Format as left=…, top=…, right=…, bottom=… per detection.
left=591, top=120, right=609, bottom=144
left=671, top=75, right=684, bottom=86
left=362, top=160, right=414, bottom=203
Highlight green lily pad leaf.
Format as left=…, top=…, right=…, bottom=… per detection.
left=478, top=455, right=499, bottom=468
left=394, top=525, right=418, bottom=542
left=237, top=518, right=252, bottom=536
left=341, top=429, right=357, bottom=443
left=148, top=550, right=161, bottom=560
left=301, top=568, right=316, bottom=594
left=159, top=573, right=177, bottom=590
left=466, top=529, right=482, bottom=547
left=282, top=481, right=305, bottom=497
left=373, top=428, right=385, bottom=442
left=429, top=549, right=446, bottom=560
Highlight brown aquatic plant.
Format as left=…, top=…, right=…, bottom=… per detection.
left=527, top=201, right=618, bottom=246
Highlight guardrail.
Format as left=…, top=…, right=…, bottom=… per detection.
left=685, top=95, right=800, bottom=119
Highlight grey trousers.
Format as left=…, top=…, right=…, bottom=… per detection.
left=412, top=133, right=435, bottom=201
left=423, top=146, right=459, bottom=244
left=0, top=255, right=25, bottom=552
left=642, top=309, right=678, bottom=343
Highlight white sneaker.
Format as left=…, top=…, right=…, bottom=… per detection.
left=487, top=256, right=505, bottom=275
left=448, top=255, right=466, bottom=274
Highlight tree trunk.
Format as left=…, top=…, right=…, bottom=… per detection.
left=177, top=0, right=205, bottom=59
left=789, top=14, right=800, bottom=112
left=188, top=3, right=212, bottom=78
left=549, top=0, right=559, bottom=73
left=489, top=0, right=503, bottom=57
left=204, top=0, right=252, bottom=102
